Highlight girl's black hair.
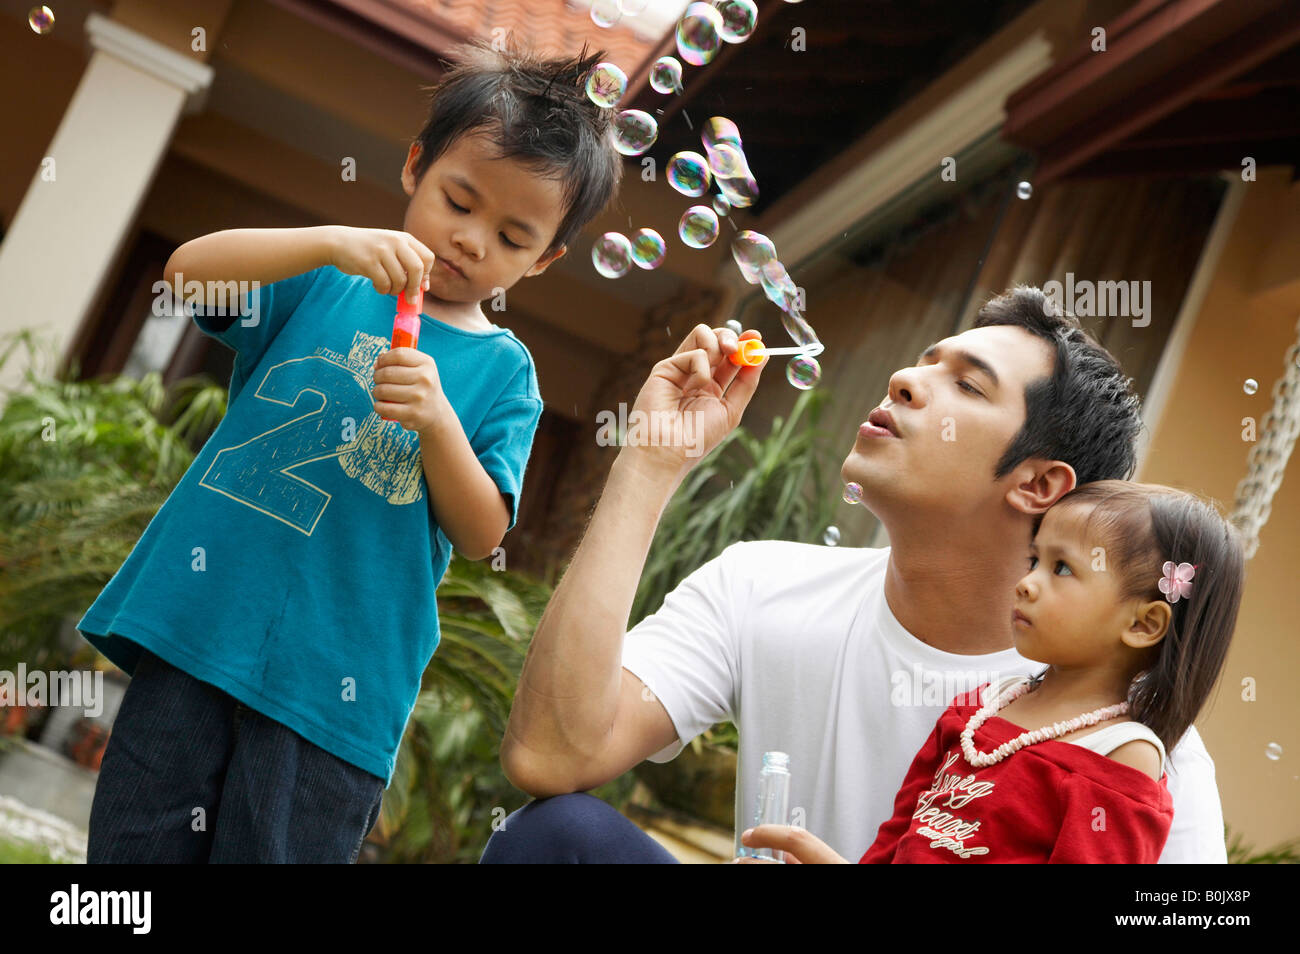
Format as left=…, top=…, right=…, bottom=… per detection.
left=409, top=39, right=624, bottom=255
left=1054, top=480, right=1246, bottom=755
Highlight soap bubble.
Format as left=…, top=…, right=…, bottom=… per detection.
left=707, top=143, right=748, bottom=178
left=843, top=482, right=864, bottom=505
left=713, top=194, right=731, bottom=217
left=1267, top=742, right=1283, bottom=760
left=717, top=174, right=759, bottom=208
left=823, top=525, right=841, bottom=547
left=1017, top=180, right=1033, bottom=200
left=611, top=109, right=659, bottom=156
left=668, top=152, right=712, bottom=197
left=650, top=56, right=684, bottom=94
left=620, top=0, right=651, bottom=13
left=676, top=2, right=724, bottom=66
left=591, top=0, right=621, bottom=28
left=725, top=319, right=743, bottom=335
left=630, top=228, right=666, bottom=270
left=678, top=206, right=720, bottom=248
left=586, top=62, right=627, bottom=109
left=702, top=116, right=743, bottom=151
left=592, top=232, right=632, bottom=278
left=1244, top=378, right=1259, bottom=395
left=731, top=230, right=777, bottom=283
left=760, top=260, right=800, bottom=313
left=28, top=5, right=54, bottom=33
left=718, top=0, right=758, bottom=43
left=760, top=260, right=819, bottom=345
left=786, top=355, right=821, bottom=390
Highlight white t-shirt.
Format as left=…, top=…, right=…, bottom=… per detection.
left=621, top=541, right=1227, bottom=863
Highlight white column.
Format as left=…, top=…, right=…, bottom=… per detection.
left=0, top=12, right=212, bottom=395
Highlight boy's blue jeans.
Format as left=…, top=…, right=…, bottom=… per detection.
left=88, top=647, right=385, bottom=864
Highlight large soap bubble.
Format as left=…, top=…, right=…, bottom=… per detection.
left=731, top=230, right=777, bottom=283
left=676, top=2, right=724, bottom=66
left=610, top=109, right=659, bottom=156
left=591, top=0, right=621, bottom=28
left=585, top=62, right=627, bottom=109
left=786, top=355, right=822, bottom=390
left=649, top=56, right=684, bottom=94
left=718, top=0, right=758, bottom=43
left=668, top=152, right=713, bottom=197
left=592, top=232, right=633, bottom=278
left=678, top=206, right=721, bottom=249
left=630, top=228, right=667, bottom=270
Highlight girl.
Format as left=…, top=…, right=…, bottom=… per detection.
left=861, top=480, right=1245, bottom=863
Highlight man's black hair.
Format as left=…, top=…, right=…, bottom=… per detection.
left=409, top=40, right=624, bottom=254
left=973, top=285, right=1144, bottom=494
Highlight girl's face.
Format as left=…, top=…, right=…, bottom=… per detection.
left=1012, top=502, right=1146, bottom=668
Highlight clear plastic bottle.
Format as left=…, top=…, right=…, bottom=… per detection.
left=748, top=751, right=790, bottom=863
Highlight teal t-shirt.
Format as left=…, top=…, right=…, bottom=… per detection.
left=77, top=265, right=543, bottom=783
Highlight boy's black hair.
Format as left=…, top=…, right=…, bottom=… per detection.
left=410, top=40, right=624, bottom=255
left=973, top=285, right=1144, bottom=499
left=1052, top=481, right=1245, bottom=755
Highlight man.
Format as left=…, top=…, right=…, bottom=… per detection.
left=484, top=285, right=1226, bottom=864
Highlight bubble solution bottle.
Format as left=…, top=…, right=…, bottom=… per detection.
left=747, top=751, right=791, bottom=863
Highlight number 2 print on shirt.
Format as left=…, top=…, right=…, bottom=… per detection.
left=200, top=331, right=425, bottom=535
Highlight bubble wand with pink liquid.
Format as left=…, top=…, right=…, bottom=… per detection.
left=380, top=289, right=422, bottom=422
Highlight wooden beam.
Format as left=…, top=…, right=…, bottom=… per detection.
left=1027, top=3, right=1300, bottom=183
left=1003, top=0, right=1281, bottom=146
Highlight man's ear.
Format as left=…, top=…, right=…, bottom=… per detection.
left=524, top=244, right=567, bottom=277
left=1005, top=459, right=1077, bottom=519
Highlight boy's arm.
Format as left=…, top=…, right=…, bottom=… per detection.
left=417, top=394, right=509, bottom=562
left=164, top=227, right=340, bottom=296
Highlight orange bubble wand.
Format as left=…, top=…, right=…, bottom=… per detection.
left=729, top=338, right=824, bottom=367
left=391, top=289, right=422, bottom=350
left=380, top=290, right=422, bottom=422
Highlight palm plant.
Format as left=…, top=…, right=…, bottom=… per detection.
left=1226, top=825, right=1300, bottom=863
left=0, top=331, right=227, bottom=671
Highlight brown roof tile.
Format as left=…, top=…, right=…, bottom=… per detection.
left=395, top=0, right=661, bottom=69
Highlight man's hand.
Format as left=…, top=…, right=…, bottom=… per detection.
left=626, top=324, right=766, bottom=480
left=731, top=826, right=852, bottom=864
left=371, top=348, right=448, bottom=435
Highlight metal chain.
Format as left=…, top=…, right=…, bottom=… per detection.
left=1229, top=314, right=1300, bottom=560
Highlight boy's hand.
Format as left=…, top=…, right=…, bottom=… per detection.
left=371, top=348, right=448, bottom=436
left=329, top=226, right=436, bottom=303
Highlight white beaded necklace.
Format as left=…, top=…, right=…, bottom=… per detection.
left=960, top=677, right=1129, bottom=768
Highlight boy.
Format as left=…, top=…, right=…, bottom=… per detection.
left=79, top=43, right=623, bottom=863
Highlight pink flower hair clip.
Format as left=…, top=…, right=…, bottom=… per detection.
left=1158, top=561, right=1197, bottom=603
